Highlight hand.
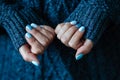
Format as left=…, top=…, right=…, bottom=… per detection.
left=55, top=21, right=93, bottom=60
left=19, top=23, right=55, bottom=66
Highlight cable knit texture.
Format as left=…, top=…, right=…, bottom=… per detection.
left=0, top=0, right=120, bottom=80
left=0, top=1, right=45, bottom=50
left=0, top=0, right=119, bottom=49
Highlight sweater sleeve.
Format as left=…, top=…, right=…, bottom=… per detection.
left=0, top=3, right=45, bottom=50
left=65, top=0, right=115, bottom=44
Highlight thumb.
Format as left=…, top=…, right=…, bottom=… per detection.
left=75, top=39, right=93, bottom=60
left=19, top=44, right=40, bottom=66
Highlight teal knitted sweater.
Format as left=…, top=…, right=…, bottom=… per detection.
left=0, top=0, right=119, bottom=50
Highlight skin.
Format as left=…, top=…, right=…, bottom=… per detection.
left=19, top=22, right=93, bottom=64
left=19, top=25, right=55, bottom=64
left=55, top=23, right=93, bottom=58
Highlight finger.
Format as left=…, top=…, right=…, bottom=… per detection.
left=40, top=28, right=55, bottom=41
left=57, top=23, right=72, bottom=39
left=42, top=25, right=55, bottom=35
left=60, top=26, right=78, bottom=46
left=31, top=23, right=43, bottom=32
left=26, top=25, right=49, bottom=47
left=68, top=26, right=85, bottom=49
left=55, top=23, right=65, bottom=34
left=30, top=23, right=55, bottom=42
left=25, top=33, right=44, bottom=54
left=75, top=39, right=93, bottom=60
left=19, top=44, right=40, bottom=66
left=70, top=21, right=77, bottom=25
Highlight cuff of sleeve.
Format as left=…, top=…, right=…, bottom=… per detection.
left=0, top=7, right=45, bottom=50
left=65, top=0, right=110, bottom=44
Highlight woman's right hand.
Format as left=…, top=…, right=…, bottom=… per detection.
left=19, top=23, right=55, bottom=66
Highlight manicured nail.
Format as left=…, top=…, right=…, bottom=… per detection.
left=39, top=25, right=44, bottom=28
left=70, top=21, right=77, bottom=25
left=65, top=22, right=69, bottom=25
left=26, top=25, right=33, bottom=30
left=79, top=26, right=85, bottom=32
left=31, top=23, right=38, bottom=28
left=75, top=53, right=84, bottom=60
left=25, top=33, right=32, bottom=38
left=75, top=23, right=81, bottom=28
left=32, top=61, right=39, bottom=66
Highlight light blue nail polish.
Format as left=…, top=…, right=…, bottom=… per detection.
left=70, top=21, right=77, bottom=25
left=75, top=23, right=81, bottom=28
left=65, top=22, right=69, bottom=25
left=79, top=26, right=85, bottom=32
left=39, top=25, right=44, bottom=28
left=26, top=25, right=33, bottom=30
left=31, top=23, right=38, bottom=28
left=25, top=33, right=32, bottom=38
left=32, top=61, right=39, bottom=66
left=75, top=53, right=84, bottom=60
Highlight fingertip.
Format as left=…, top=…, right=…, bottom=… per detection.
left=75, top=39, right=94, bottom=60
left=26, top=25, right=33, bottom=31
left=31, top=23, right=38, bottom=28
left=25, top=33, right=32, bottom=39
left=24, top=52, right=40, bottom=66
left=32, top=61, right=40, bottom=66
left=75, top=46, right=85, bottom=60
left=78, top=26, right=85, bottom=32
left=29, top=53, right=40, bottom=66
left=75, top=53, right=84, bottom=60
left=70, top=21, right=77, bottom=25
left=19, top=44, right=40, bottom=66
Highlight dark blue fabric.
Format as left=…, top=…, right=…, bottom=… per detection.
left=0, top=0, right=119, bottom=49
left=0, top=33, right=42, bottom=80
left=0, top=32, right=73, bottom=80
left=0, top=23, right=120, bottom=80
left=0, top=0, right=120, bottom=80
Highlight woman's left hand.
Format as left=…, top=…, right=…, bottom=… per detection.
left=55, top=21, right=93, bottom=60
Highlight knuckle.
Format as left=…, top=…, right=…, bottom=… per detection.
left=57, top=23, right=63, bottom=28
left=34, top=49, right=41, bottom=54
left=52, top=31, right=56, bottom=37
left=43, top=38, right=49, bottom=46
left=31, top=40, right=38, bottom=47
left=33, top=49, right=40, bottom=54
left=48, top=34, right=53, bottom=40
left=33, top=45, right=44, bottom=54
left=43, top=42, right=47, bottom=47
left=68, top=41, right=75, bottom=48
left=38, top=47, right=44, bottom=54
left=57, top=24, right=62, bottom=27
left=49, top=34, right=55, bottom=40
left=61, top=36, right=67, bottom=44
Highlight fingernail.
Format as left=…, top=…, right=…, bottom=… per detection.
left=25, top=33, right=32, bottom=38
left=75, top=53, right=84, bottom=60
left=65, top=22, right=69, bottom=25
left=39, top=25, right=44, bottom=28
left=75, top=23, right=81, bottom=28
left=31, top=23, right=38, bottom=28
left=32, top=61, right=39, bottom=66
left=79, top=26, right=85, bottom=32
left=26, top=25, right=33, bottom=30
left=70, top=21, right=77, bottom=25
